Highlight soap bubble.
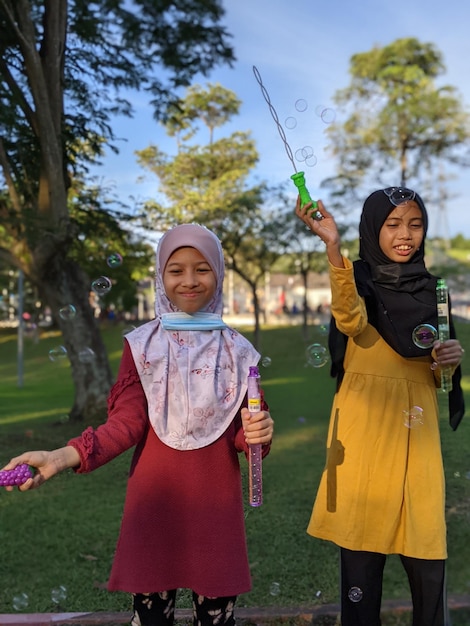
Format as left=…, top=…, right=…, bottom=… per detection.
left=49, top=346, right=68, bottom=362
left=295, top=99, right=308, bottom=112
left=269, top=582, right=280, bottom=596
left=91, top=276, right=112, bottom=295
left=315, top=104, right=326, bottom=117
left=305, top=154, right=318, bottom=167
left=403, top=405, right=424, bottom=429
left=295, top=145, right=315, bottom=162
left=305, top=343, right=329, bottom=368
left=106, top=252, right=123, bottom=268
left=348, top=586, right=363, bottom=603
left=321, top=108, right=336, bottom=124
left=261, top=356, right=272, bottom=368
left=412, top=324, right=437, bottom=349
left=78, top=347, right=95, bottom=363
left=51, top=585, right=67, bottom=605
left=294, top=145, right=317, bottom=167
left=12, top=592, right=29, bottom=611
left=285, top=116, right=297, bottom=129
left=317, top=324, right=329, bottom=336
left=59, top=304, right=77, bottom=321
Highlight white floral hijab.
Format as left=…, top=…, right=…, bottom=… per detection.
left=125, top=224, right=260, bottom=450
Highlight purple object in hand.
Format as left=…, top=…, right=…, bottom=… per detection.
left=0, top=463, right=34, bottom=486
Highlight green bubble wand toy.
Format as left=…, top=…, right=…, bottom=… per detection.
left=252, top=65, right=322, bottom=220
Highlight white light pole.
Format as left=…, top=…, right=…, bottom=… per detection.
left=17, top=269, right=24, bottom=388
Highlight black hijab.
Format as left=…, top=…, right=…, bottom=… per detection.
left=328, top=188, right=464, bottom=430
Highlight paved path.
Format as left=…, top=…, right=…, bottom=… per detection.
left=1, top=595, right=470, bottom=625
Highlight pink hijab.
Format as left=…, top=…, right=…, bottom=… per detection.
left=125, top=224, right=260, bottom=450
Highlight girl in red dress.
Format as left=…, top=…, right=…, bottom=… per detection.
left=3, top=224, right=274, bottom=626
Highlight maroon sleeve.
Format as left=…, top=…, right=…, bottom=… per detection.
left=68, top=340, right=149, bottom=473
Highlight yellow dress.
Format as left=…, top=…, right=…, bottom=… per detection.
left=307, top=257, right=447, bottom=559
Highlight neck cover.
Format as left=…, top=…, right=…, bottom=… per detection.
left=126, top=224, right=260, bottom=449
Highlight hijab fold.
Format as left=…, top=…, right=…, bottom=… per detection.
left=328, top=189, right=464, bottom=430
left=125, top=224, right=260, bottom=450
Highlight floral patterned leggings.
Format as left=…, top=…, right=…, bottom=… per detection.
left=131, top=590, right=237, bottom=626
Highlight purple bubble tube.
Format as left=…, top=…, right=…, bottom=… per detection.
left=247, top=366, right=263, bottom=507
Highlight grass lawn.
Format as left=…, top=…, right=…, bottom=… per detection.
left=0, top=321, right=469, bottom=616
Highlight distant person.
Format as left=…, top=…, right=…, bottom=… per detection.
left=3, top=224, right=274, bottom=626
left=296, top=187, right=465, bottom=626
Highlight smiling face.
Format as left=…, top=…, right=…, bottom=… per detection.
left=378, top=200, right=425, bottom=263
left=163, top=246, right=217, bottom=314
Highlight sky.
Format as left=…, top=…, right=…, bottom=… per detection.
left=91, top=0, right=470, bottom=238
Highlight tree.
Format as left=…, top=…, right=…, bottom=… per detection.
left=136, top=83, right=289, bottom=349
left=211, top=191, right=289, bottom=349
left=327, top=37, right=470, bottom=193
left=0, top=0, right=234, bottom=420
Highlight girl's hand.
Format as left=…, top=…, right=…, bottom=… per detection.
left=295, top=197, right=344, bottom=268
left=295, top=197, right=340, bottom=247
left=432, top=340, right=465, bottom=368
left=241, top=408, right=273, bottom=445
left=1, top=447, right=80, bottom=492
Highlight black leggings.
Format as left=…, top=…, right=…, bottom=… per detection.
left=340, top=548, right=449, bottom=626
left=131, top=590, right=237, bottom=626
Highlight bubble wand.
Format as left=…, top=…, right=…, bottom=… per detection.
left=247, top=365, right=263, bottom=507
left=436, top=278, right=453, bottom=393
left=252, top=65, right=322, bottom=220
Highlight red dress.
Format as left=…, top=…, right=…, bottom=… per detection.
left=68, top=341, right=269, bottom=597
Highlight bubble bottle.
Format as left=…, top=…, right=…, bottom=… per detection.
left=247, top=366, right=263, bottom=507
left=436, top=278, right=453, bottom=393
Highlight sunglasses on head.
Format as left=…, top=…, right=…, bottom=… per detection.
left=383, top=187, right=416, bottom=206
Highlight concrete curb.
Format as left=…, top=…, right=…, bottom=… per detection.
left=1, top=595, right=470, bottom=625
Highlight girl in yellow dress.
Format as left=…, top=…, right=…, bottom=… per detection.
left=296, top=187, right=465, bottom=626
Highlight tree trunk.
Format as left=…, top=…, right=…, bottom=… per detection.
left=251, top=285, right=261, bottom=352
left=35, top=253, right=114, bottom=422
left=301, top=268, right=310, bottom=341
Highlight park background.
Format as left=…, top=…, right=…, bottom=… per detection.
left=1, top=311, right=470, bottom=621
left=2, top=0, right=470, bottom=623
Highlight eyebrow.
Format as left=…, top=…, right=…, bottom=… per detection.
left=165, top=260, right=212, bottom=268
left=385, top=216, right=423, bottom=222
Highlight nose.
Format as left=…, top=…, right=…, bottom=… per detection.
left=181, top=270, right=199, bottom=287
left=398, top=225, right=412, bottom=239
